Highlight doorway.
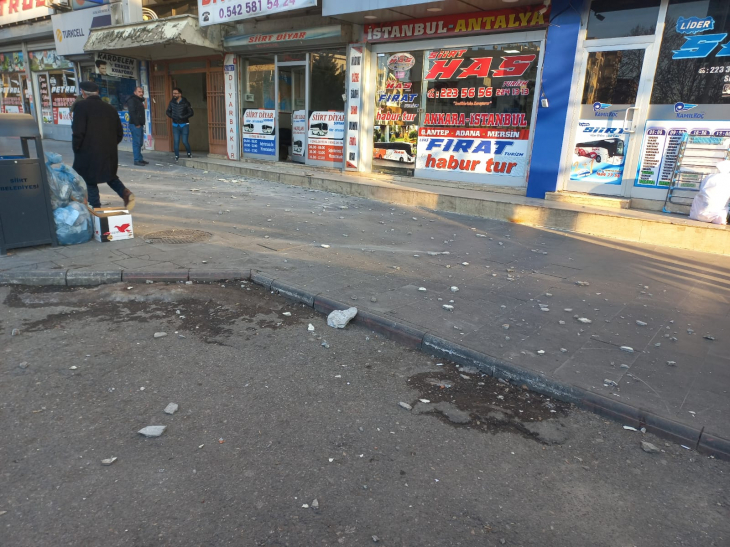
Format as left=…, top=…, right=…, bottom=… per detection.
left=564, top=45, right=654, bottom=196
left=172, top=73, right=210, bottom=154
left=276, top=62, right=307, bottom=162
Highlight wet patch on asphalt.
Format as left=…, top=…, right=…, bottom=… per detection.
left=407, top=365, right=573, bottom=444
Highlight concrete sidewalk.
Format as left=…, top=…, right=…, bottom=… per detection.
left=3, top=139, right=730, bottom=453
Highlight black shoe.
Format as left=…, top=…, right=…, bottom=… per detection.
left=187, top=153, right=192, bottom=158
left=175, top=156, right=179, bottom=162
left=134, top=161, right=146, bottom=166
left=140, top=160, right=149, bottom=165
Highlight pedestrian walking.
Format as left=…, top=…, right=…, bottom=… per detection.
left=126, top=86, right=148, bottom=166
left=165, top=87, right=194, bottom=161
left=71, top=81, right=135, bottom=210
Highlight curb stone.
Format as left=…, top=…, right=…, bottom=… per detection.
left=1, top=268, right=728, bottom=461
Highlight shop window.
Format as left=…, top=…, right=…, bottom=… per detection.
left=586, top=0, right=661, bottom=40
left=581, top=50, right=644, bottom=105
left=310, top=52, right=346, bottom=112
left=29, top=50, right=76, bottom=126
left=650, top=0, right=730, bottom=106
left=0, top=52, right=31, bottom=115
left=245, top=57, right=275, bottom=110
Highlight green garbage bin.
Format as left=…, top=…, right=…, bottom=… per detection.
left=0, top=113, right=58, bottom=255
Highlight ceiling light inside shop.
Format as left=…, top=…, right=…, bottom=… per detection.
left=426, top=7, right=442, bottom=11
left=504, top=50, right=521, bottom=53
left=364, top=15, right=377, bottom=19
left=502, top=0, right=519, bottom=3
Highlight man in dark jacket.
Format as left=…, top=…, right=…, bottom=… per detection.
left=72, top=81, right=135, bottom=210
left=125, top=86, right=148, bottom=166
left=165, top=87, right=194, bottom=161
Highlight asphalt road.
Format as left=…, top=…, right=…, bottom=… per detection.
left=0, top=283, right=728, bottom=546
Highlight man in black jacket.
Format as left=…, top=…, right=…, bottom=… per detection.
left=72, top=81, right=135, bottom=210
left=165, top=87, right=194, bottom=161
left=126, top=86, right=148, bottom=166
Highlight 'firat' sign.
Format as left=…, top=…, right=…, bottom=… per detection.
left=0, top=0, right=53, bottom=25
left=364, top=6, right=549, bottom=43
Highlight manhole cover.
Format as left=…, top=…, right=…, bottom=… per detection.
left=144, top=229, right=213, bottom=244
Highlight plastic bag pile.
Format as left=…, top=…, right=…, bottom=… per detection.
left=45, top=152, right=93, bottom=245
left=689, top=160, right=730, bottom=225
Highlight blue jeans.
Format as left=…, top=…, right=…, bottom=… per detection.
left=172, top=123, right=191, bottom=157
left=87, top=177, right=128, bottom=208
left=131, top=125, right=144, bottom=163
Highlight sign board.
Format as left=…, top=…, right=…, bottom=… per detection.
left=364, top=6, right=549, bottom=43
left=198, top=0, right=317, bottom=27
left=569, top=117, right=629, bottom=185
left=53, top=6, right=113, bottom=57
left=0, top=0, right=52, bottom=26
left=224, top=53, right=239, bottom=160
left=224, top=25, right=340, bottom=50
left=308, top=111, right=344, bottom=164
left=242, top=109, right=276, bottom=156
left=292, top=109, right=306, bottom=162
left=94, top=52, right=137, bottom=80
left=345, top=45, right=363, bottom=171
left=72, top=0, right=110, bottom=11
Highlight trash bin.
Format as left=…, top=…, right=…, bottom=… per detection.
left=0, top=113, right=58, bottom=255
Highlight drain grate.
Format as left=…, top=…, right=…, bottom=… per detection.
left=144, top=229, right=213, bottom=244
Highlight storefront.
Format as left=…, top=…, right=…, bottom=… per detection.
left=0, top=51, right=31, bottom=114
left=560, top=0, right=730, bottom=205
left=349, top=5, right=551, bottom=190
left=223, top=25, right=352, bottom=167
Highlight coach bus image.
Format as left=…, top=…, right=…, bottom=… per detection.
left=574, top=138, right=625, bottom=165
left=311, top=123, right=328, bottom=137
left=373, top=142, right=414, bottom=163
left=243, top=123, right=254, bottom=133
left=261, top=124, right=273, bottom=134
left=293, top=140, right=303, bottom=155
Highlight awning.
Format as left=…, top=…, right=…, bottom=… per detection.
left=84, top=15, right=222, bottom=61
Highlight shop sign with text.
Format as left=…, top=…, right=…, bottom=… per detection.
left=364, top=6, right=549, bottom=43
left=224, top=54, right=239, bottom=160
left=0, top=0, right=52, bottom=26
left=242, top=109, right=276, bottom=156
left=53, top=5, right=112, bottom=57
left=95, top=53, right=137, bottom=79
left=199, top=0, right=316, bottom=27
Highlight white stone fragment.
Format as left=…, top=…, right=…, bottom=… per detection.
left=327, top=307, right=358, bottom=329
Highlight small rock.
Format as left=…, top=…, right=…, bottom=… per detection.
left=398, top=402, right=413, bottom=411
left=461, top=262, right=469, bottom=266
left=577, top=317, right=592, bottom=324
left=283, top=312, right=292, bottom=316
left=138, top=426, right=167, bottom=438
left=641, top=441, right=661, bottom=454
left=560, top=348, right=567, bottom=353
left=18, top=362, right=28, bottom=369
left=604, top=379, right=618, bottom=387
left=370, top=297, right=377, bottom=302
left=308, top=324, right=315, bottom=332
left=311, top=499, right=319, bottom=509
left=620, top=364, right=629, bottom=369
left=164, top=403, right=179, bottom=415
left=636, top=320, right=647, bottom=326
left=154, top=332, right=168, bottom=339
left=327, top=307, right=358, bottom=329
left=442, top=305, right=454, bottom=311
left=564, top=308, right=573, bottom=312
left=320, top=244, right=330, bottom=248
left=321, top=341, right=330, bottom=349
left=450, top=286, right=459, bottom=292
left=372, top=536, right=380, bottom=543
left=666, top=361, right=677, bottom=366
left=502, top=324, right=510, bottom=330
left=145, top=280, right=154, bottom=284
left=101, top=457, right=117, bottom=466
left=704, top=335, right=715, bottom=341
left=419, top=399, right=430, bottom=403
left=537, top=350, right=545, bottom=355
left=69, top=366, right=78, bottom=370
left=301, top=504, right=309, bottom=508
left=418, top=287, right=427, bottom=291
left=11, top=328, right=20, bottom=336
left=575, top=281, right=590, bottom=286
left=620, top=346, right=634, bottom=353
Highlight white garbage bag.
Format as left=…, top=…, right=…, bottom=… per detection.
left=689, top=160, right=730, bottom=225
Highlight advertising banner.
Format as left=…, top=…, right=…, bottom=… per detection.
left=119, top=111, right=132, bottom=143
left=345, top=44, right=363, bottom=171
left=416, top=128, right=529, bottom=177
left=0, top=52, right=24, bottom=73
left=224, top=54, right=239, bottom=160
left=292, top=110, right=307, bottom=161
left=37, top=74, right=52, bottom=124
left=224, top=25, right=341, bottom=50
left=308, top=111, right=344, bottom=163
left=242, top=109, right=276, bottom=156
left=199, top=0, right=316, bottom=27
left=0, top=74, right=25, bottom=114
left=95, top=53, right=137, bottom=80
left=0, top=0, right=52, bottom=26
left=53, top=6, right=113, bottom=57
left=30, top=51, right=73, bottom=72
left=364, top=5, right=549, bottom=43
left=569, top=117, right=630, bottom=185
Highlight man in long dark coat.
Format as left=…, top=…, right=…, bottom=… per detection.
left=72, top=81, right=135, bottom=210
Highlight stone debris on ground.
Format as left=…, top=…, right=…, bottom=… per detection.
left=164, top=403, right=179, bottom=415
left=667, top=361, right=677, bottom=366
left=620, top=346, right=634, bottom=353
left=577, top=318, right=592, bottom=324
left=327, top=308, right=358, bottom=329
left=308, top=324, right=315, bottom=332
left=575, top=281, right=590, bottom=286
left=18, top=362, right=28, bottom=369
left=398, top=402, right=413, bottom=411
left=636, top=320, right=647, bottom=326
left=154, top=332, right=168, bottom=339
left=101, top=457, right=117, bottom=466
left=11, top=329, right=20, bottom=336
left=442, top=305, right=454, bottom=311
left=311, top=499, right=319, bottom=509
left=450, top=286, right=459, bottom=292
left=641, top=441, right=661, bottom=454
left=138, top=426, right=167, bottom=438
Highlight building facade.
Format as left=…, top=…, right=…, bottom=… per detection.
left=4, top=0, right=729, bottom=209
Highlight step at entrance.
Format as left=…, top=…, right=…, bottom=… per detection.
left=545, top=191, right=630, bottom=209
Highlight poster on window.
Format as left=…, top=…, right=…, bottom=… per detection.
left=0, top=73, right=25, bottom=113
left=415, top=44, right=539, bottom=182
left=0, top=52, right=24, bottom=73
left=569, top=120, right=630, bottom=185
left=242, top=108, right=275, bottom=156
left=50, top=71, right=76, bottom=125
left=94, top=53, right=137, bottom=80
left=308, top=111, right=344, bottom=164
left=292, top=110, right=307, bottom=161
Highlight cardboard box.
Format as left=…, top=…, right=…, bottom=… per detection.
left=93, top=209, right=134, bottom=242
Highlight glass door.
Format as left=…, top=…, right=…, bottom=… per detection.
left=276, top=57, right=308, bottom=162
left=566, top=45, right=654, bottom=196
